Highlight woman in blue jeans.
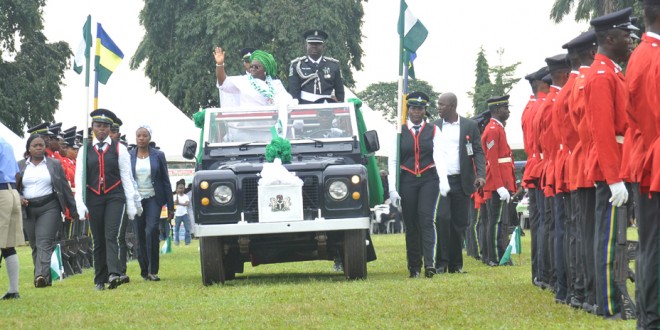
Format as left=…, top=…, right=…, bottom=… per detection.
left=173, top=181, right=191, bottom=245
left=129, top=125, right=173, bottom=281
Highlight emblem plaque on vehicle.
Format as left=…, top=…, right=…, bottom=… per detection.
left=269, top=194, right=292, bottom=212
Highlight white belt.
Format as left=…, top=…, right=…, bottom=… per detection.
left=498, top=157, right=513, bottom=164
left=559, top=144, right=563, bottom=151
left=539, top=153, right=544, bottom=160
left=301, top=91, right=332, bottom=102
left=616, top=135, right=624, bottom=144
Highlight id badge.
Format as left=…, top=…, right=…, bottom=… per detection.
left=466, top=142, right=474, bottom=156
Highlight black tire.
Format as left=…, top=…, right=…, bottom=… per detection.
left=343, top=229, right=367, bottom=280
left=199, top=237, right=225, bottom=285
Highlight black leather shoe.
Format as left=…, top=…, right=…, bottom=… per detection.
left=94, top=284, right=105, bottom=291
left=487, top=261, right=499, bottom=267
left=582, top=302, right=597, bottom=314
left=424, top=267, right=436, bottom=278
left=108, top=274, right=121, bottom=289
left=120, top=274, right=130, bottom=284
left=409, top=269, right=420, bottom=278
left=603, top=313, right=622, bottom=320
left=34, top=275, right=47, bottom=288
left=555, top=297, right=567, bottom=305
left=569, top=296, right=583, bottom=309
left=435, top=266, right=447, bottom=274
left=146, top=274, right=161, bottom=281
left=0, top=292, right=19, bottom=299
left=449, top=268, right=468, bottom=274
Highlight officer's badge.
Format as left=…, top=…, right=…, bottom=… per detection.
left=486, top=140, right=495, bottom=150
left=269, top=194, right=291, bottom=212
left=323, top=67, right=331, bottom=79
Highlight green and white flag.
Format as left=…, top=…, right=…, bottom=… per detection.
left=73, top=15, right=93, bottom=74
left=161, top=235, right=172, bottom=254
left=50, top=243, right=64, bottom=281
left=500, top=226, right=522, bottom=265
left=397, top=0, right=428, bottom=53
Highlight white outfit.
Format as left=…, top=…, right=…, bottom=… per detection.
left=217, top=76, right=295, bottom=107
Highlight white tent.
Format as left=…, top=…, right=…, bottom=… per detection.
left=345, top=89, right=396, bottom=157
left=1, top=122, right=26, bottom=161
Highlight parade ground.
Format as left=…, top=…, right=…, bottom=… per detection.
left=0, top=231, right=636, bottom=329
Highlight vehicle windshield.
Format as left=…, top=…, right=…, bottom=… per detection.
left=205, top=103, right=357, bottom=145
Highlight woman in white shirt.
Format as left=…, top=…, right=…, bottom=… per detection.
left=17, top=134, right=76, bottom=288
left=214, top=48, right=294, bottom=107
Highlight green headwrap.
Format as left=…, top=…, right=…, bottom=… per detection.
left=250, top=50, right=277, bottom=78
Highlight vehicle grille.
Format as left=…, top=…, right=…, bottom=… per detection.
left=241, top=175, right=320, bottom=221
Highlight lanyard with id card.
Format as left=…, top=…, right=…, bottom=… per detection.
left=466, top=135, right=474, bottom=156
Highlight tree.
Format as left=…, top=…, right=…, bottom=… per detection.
left=131, top=0, right=366, bottom=117
left=467, top=48, right=520, bottom=116
left=0, top=1, right=70, bottom=135
left=549, top=0, right=640, bottom=23
left=357, top=80, right=440, bottom=124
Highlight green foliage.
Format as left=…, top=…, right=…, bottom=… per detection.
left=549, top=0, right=641, bottom=23
left=132, top=0, right=365, bottom=118
left=468, top=47, right=520, bottom=116
left=1, top=233, right=638, bottom=328
left=0, top=1, right=70, bottom=135
left=357, top=80, right=440, bottom=124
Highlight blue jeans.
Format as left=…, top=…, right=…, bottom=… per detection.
left=174, top=214, right=191, bottom=245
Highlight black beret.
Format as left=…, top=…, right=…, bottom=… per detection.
left=240, top=47, right=256, bottom=59
left=90, top=108, right=117, bottom=125
left=406, top=91, right=430, bottom=107
left=545, top=54, right=570, bottom=72
left=487, top=95, right=510, bottom=109
left=590, top=7, right=639, bottom=32
left=303, top=29, right=328, bottom=43
left=562, top=30, right=597, bottom=52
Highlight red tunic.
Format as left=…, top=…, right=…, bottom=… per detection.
left=520, top=95, right=536, bottom=189
left=641, top=33, right=660, bottom=192
left=552, top=72, right=578, bottom=193
left=583, top=54, right=629, bottom=184
left=524, top=92, right=547, bottom=186
left=481, top=118, right=516, bottom=193
left=568, top=66, right=595, bottom=189
left=537, top=86, right=561, bottom=197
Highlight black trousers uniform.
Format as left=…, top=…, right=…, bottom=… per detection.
left=399, top=171, right=439, bottom=272
left=87, top=190, right=125, bottom=285
left=593, top=182, right=622, bottom=317
left=568, top=190, right=584, bottom=303
left=465, top=198, right=480, bottom=259
left=578, top=187, right=597, bottom=308
left=528, top=186, right=540, bottom=283
left=485, top=191, right=509, bottom=264
left=435, top=175, right=470, bottom=271
left=636, top=188, right=660, bottom=328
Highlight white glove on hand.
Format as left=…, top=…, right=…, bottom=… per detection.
left=497, top=187, right=511, bottom=203
left=134, top=194, right=143, bottom=217
left=389, top=191, right=401, bottom=207
left=608, top=181, right=629, bottom=207
left=77, top=203, right=88, bottom=220
left=439, top=179, right=450, bottom=197
left=126, top=202, right=138, bottom=220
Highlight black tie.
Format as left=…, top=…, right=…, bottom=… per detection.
left=413, top=125, right=421, bottom=135
left=96, top=142, right=104, bottom=151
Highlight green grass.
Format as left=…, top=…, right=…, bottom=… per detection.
left=0, top=230, right=637, bottom=329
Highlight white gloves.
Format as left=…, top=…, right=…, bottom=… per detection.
left=77, top=203, right=89, bottom=220
left=497, top=187, right=511, bottom=203
left=439, top=179, right=450, bottom=197
left=134, top=194, right=143, bottom=217
left=389, top=191, right=401, bottom=207
left=126, top=202, right=137, bottom=220
left=608, top=181, right=629, bottom=207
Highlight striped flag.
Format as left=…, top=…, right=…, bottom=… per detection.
left=397, top=0, right=428, bottom=53
left=499, top=226, right=522, bottom=265
left=50, top=243, right=64, bottom=281
left=73, top=15, right=92, bottom=74
left=95, top=23, right=124, bottom=85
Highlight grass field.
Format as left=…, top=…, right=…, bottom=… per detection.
left=0, top=230, right=637, bottom=329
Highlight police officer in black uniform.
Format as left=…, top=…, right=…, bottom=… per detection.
left=288, top=29, right=344, bottom=104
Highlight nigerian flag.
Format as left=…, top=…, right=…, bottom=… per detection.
left=73, top=15, right=92, bottom=74
left=499, top=226, right=522, bottom=266
left=161, top=234, right=172, bottom=254
left=50, top=244, right=64, bottom=281
left=398, top=0, right=428, bottom=53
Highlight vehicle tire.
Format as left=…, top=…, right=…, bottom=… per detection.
left=343, top=229, right=367, bottom=280
left=200, top=237, right=225, bottom=285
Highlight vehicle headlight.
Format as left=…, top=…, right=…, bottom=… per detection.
left=328, top=180, right=348, bottom=201
left=213, top=185, right=233, bottom=204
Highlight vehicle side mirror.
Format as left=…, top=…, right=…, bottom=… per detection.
left=363, top=130, right=380, bottom=154
left=182, top=139, right=197, bottom=160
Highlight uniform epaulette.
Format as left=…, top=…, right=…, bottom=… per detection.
left=290, top=56, right=306, bottom=64
left=324, top=56, right=339, bottom=63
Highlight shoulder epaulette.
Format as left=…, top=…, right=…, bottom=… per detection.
left=290, top=56, right=306, bottom=64
left=323, top=56, right=339, bottom=63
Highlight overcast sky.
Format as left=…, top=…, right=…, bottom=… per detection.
left=39, top=0, right=589, bottom=149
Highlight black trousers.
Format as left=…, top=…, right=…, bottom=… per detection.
left=569, top=190, right=585, bottom=301
left=528, top=186, right=540, bottom=282
left=117, top=211, right=129, bottom=274
left=478, top=203, right=489, bottom=264
left=636, top=189, right=660, bottom=328
left=87, top=190, right=125, bottom=285
left=542, top=196, right=556, bottom=286
left=435, top=175, right=470, bottom=271
left=553, top=192, right=568, bottom=300
left=594, top=181, right=622, bottom=317
left=485, top=192, right=508, bottom=264
left=134, top=196, right=162, bottom=276
left=578, top=187, right=597, bottom=306
left=23, top=199, right=61, bottom=283
left=400, top=171, right=439, bottom=271
left=535, top=188, right=548, bottom=282
left=465, top=198, right=480, bottom=259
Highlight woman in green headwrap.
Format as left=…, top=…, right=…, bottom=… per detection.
left=214, top=47, right=295, bottom=106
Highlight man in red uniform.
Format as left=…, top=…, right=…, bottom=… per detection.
left=627, top=0, right=660, bottom=326
left=585, top=8, right=637, bottom=319
left=481, top=95, right=516, bottom=266
left=560, top=29, right=598, bottom=311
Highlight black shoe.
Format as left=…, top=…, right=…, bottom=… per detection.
left=120, top=274, right=130, bottom=284
left=94, top=283, right=105, bottom=291
left=409, top=269, right=421, bottom=278
left=141, top=274, right=149, bottom=280
left=449, top=268, right=468, bottom=274
left=108, top=274, right=121, bottom=289
left=146, top=274, right=161, bottom=281
left=0, top=292, right=19, bottom=300
left=424, top=267, right=436, bottom=278
left=582, top=302, right=597, bottom=314
left=555, top=297, right=567, bottom=305
left=487, top=261, right=499, bottom=267
left=435, top=266, right=447, bottom=274
left=569, top=296, right=583, bottom=309
left=34, top=275, right=47, bottom=288
left=603, top=312, right=622, bottom=320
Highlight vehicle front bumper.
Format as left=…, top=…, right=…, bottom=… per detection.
left=194, top=217, right=370, bottom=237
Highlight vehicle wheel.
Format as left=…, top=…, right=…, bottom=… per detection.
left=200, top=237, right=225, bottom=285
left=343, top=229, right=367, bottom=280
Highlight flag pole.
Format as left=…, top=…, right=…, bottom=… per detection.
left=395, top=0, right=405, bottom=192
left=81, top=14, right=92, bottom=237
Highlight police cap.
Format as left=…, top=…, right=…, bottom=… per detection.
left=487, top=95, right=510, bottom=110
left=541, top=73, right=553, bottom=86
left=406, top=91, right=430, bottom=107
left=90, top=108, right=116, bottom=125
left=112, top=116, right=123, bottom=131
left=26, top=122, right=53, bottom=136
left=590, top=7, right=639, bottom=32
left=545, top=54, right=570, bottom=72
left=303, top=29, right=328, bottom=43
left=562, top=30, right=597, bottom=52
